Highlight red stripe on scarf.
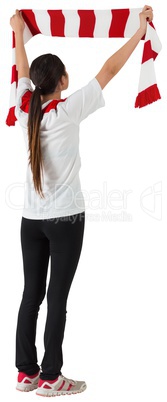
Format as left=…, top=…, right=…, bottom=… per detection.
left=12, top=31, right=15, bottom=48
left=47, top=10, right=65, bottom=36
left=142, top=40, right=158, bottom=63
left=11, top=65, right=18, bottom=84
left=109, top=9, right=130, bottom=37
left=78, top=10, right=96, bottom=37
left=150, top=21, right=155, bottom=29
left=21, top=10, right=41, bottom=36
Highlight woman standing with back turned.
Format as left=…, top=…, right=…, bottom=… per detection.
left=10, top=6, right=153, bottom=398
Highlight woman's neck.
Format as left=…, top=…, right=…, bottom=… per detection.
left=41, top=91, right=61, bottom=104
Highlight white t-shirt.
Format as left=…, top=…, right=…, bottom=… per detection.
left=15, top=77, right=105, bottom=219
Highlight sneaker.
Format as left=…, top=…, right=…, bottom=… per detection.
left=36, top=374, right=87, bottom=397
left=16, top=371, right=40, bottom=392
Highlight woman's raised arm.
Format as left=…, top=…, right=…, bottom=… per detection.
left=95, top=5, right=153, bottom=89
left=10, top=9, right=29, bottom=79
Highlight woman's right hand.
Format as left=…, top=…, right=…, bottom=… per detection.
left=139, top=5, right=153, bottom=35
left=10, top=9, right=25, bottom=34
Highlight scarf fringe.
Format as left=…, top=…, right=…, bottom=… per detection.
left=135, top=84, right=161, bottom=108
left=6, top=106, right=17, bottom=126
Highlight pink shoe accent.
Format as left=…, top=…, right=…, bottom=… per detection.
left=67, top=383, right=73, bottom=391
left=18, top=371, right=39, bottom=383
left=43, top=384, right=52, bottom=389
left=38, top=377, right=59, bottom=387
left=57, top=380, right=65, bottom=391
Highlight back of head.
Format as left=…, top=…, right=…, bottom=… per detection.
left=28, top=54, right=66, bottom=198
left=30, top=53, right=66, bottom=94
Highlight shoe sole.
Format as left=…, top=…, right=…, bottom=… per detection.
left=16, top=384, right=39, bottom=392
left=36, top=384, right=87, bottom=397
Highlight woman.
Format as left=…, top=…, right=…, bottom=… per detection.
left=10, top=6, right=153, bottom=398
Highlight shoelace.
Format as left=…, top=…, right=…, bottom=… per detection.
left=61, top=375, right=76, bottom=386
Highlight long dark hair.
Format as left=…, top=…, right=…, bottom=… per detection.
left=28, top=54, right=66, bottom=198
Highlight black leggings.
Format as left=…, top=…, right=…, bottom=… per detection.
left=16, top=212, right=85, bottom=380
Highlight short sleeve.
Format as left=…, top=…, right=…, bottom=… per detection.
left=64, top=78, right=105, bottom=125
left=15, top=77, right=33, bottom=119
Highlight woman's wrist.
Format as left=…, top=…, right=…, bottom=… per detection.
left=137, top=26, right=147, bottom=39
left=14, top=29, right=24, bottom=38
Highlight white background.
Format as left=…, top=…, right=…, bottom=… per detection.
left=1, top=0, right=167, bottom=401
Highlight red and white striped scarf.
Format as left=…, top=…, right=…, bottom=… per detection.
left=6, top=8, right=162, bottom=126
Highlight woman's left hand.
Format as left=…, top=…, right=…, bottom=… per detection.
left=139, top=5, right=153, bottom=35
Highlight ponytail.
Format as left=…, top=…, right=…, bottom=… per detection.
left=28, top=53, right=66, bottom=198
left=28, top=87, right=44, bottom=198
